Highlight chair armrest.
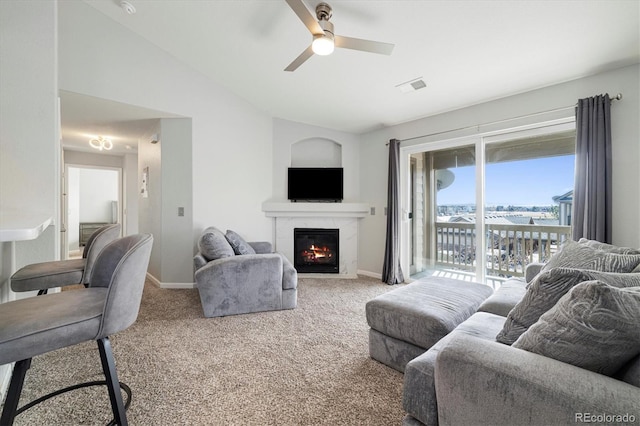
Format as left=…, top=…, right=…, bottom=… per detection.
left=434, top=334, right=640, bottom=426
left=249, top=241, right=273, bottom=254
left=525, top=262, right=544, bottom=283
left=194, top=253, right=282, bottom=287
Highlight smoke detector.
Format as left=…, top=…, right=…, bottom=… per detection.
left=120, top=1, right=136, bottom=15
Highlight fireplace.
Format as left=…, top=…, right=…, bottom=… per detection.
left=293, top=228, right=339, bottom=273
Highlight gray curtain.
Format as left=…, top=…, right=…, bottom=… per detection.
left=382, top=139, right=405, bottom=284
left=573, top=94, right=612, bottom=243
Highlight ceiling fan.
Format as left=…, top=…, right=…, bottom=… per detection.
left=284, top=0, right=394, bottom=72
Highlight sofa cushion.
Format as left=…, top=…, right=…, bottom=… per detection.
left=497, top=269, right=640, bottom=345
left=541, top=239, right=640, bottom=274
left=579, top=238, right=640, bottom=255
left=477, top=278, right=527, bottom=317
left=513, top=281, right=640, bottom=376
left=198, top=227, right=235, bottom=261
left=225, top=230, right=256, bottom=255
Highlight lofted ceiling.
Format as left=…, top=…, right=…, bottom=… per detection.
left=64, top=0, right=639, bottom=153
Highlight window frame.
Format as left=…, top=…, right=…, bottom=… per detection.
left=399, top=117, right=576, bottom=284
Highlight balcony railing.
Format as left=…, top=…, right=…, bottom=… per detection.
left=435, top=222, right=571, bottom=278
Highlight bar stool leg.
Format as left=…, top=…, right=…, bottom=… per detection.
left=97, top=337, right=128, bottom=426
left=0, top=358, right=32, bottom=426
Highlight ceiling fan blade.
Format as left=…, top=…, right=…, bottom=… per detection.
left=285, top=0, right=324, bottom=35
left=284, top=45, right=315, bottom=72
left=334, top=35, right=394, bottom=55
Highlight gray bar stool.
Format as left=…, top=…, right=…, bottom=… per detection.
left=10, top=223, right=121, bottom=295
left=0, top=233, right=153, bottom=426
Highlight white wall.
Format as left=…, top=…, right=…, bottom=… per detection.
left=58, top=1, right=273, bottom=253
left=64, top=150, right=123, bottom=168
left=0, top=0, right=59, bottom=399
left=160, top=118, right=193, bottom=284
left=137, top=118, right=193, bottom=285
left=1, top=0, right=59, bottom=268
left=359, top=64, right=640, bottom=276
left=138, top=126, right=162, bottom=280
left=271, top=118, right=361, bottom=202
left=123, top=153, right=139, bottom=236
left=78, top=168, right=119, bottom=223
left=67, top=168, right=80, bottom=250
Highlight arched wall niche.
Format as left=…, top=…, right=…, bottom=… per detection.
left=290, top=138, right=342, bottom=167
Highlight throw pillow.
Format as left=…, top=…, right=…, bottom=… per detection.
left=496, top=268, right=640, bottom=345
left=541, top=239, right=640, bottom=274
left=578, top=238, right=640, bottom=255
left=225, top=230, right=256, bottom=255
left=513, top=281, right=640, bottom=376
left=198, top=227, right=235, bottom=261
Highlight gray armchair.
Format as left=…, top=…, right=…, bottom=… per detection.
left=194, top=227, right=297, bottom=317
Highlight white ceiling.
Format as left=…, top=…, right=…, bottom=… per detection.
left=64, top=0, right=639, bottom=153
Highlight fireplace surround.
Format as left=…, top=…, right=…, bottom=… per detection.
left=262, top=201, right=369, bottom=277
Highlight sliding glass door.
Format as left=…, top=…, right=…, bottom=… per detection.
left=404, top=121, right=575, bottom=286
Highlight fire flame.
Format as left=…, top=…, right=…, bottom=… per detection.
left=301, top=244, right=333, bottom=262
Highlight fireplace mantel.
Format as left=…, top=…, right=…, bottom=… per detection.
left=261, top=201, right=369, bottom=218
left=262, top=201, right=369, bottom=278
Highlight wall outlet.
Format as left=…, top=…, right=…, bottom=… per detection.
left=178, top=207, right=184, bottom=217
left=370, top=207, right=376, bottom=215
left=384, top=207, right=388, bottom=216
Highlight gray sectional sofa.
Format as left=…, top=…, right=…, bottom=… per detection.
left=367, top=238, right=640, bottom=426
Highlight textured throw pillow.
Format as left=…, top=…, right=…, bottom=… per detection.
left=578, top=238, right=640, bottom=255
left=541, top=239, right=640, bottom=274
left=198, top=227, right=235, bottom=261
left=225, top=230, right=256, bottom=255
left=496, top=268, right=640, bottom=345
left=513, top=281, right=640, bottom=376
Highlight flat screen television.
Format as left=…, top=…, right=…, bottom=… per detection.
left=288, top=167, right=343, bottom=202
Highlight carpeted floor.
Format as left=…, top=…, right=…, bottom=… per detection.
left=8, top=276, right=405, bottom=425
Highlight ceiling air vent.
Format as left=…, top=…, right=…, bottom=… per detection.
left=396, top=78, right=427, bottom=93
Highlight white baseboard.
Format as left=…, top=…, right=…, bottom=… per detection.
left=357, top=270, right=382, bottom=280
left=146, top=273, right=195, bottom=289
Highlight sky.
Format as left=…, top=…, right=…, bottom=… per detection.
left=436, top=155, right=575, bottom=207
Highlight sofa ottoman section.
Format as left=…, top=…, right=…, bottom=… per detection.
left=366, top=277, right=493, bottom=372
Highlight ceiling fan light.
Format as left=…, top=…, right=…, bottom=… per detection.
left=312, top=34, right=334, bottom=56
